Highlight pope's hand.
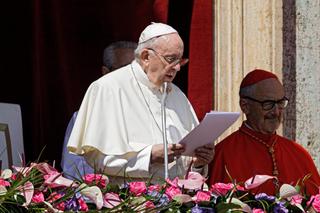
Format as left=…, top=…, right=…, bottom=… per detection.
left=151, top=144, right=185, bottom=164
left=192, top=143, right=215, bottom=168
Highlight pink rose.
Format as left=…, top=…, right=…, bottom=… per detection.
left=194, top=191, right=211, bottom=203
left=165, top=186, right=182, bottom=199
left=32, top=191, right=45, bottom=203
left=210, top=183, right=243, bottom=196
left=83, top=174, right=108, bottom=188
left=0, top=178, right=10, bottom=187
left=290, top=194, right=303, bottom=205
left=307, top=194, right=320, bottom=212
left=252, top=208, right=265, bottom=213
left=129, top=182, right=147, bottom=196
left=148, top=184, right=161, bottom=192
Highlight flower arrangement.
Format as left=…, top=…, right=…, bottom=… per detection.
left=0, top=162, right=319, bottom=212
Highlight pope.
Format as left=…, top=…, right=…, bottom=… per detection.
left=67, top=22, right=215, bottom=183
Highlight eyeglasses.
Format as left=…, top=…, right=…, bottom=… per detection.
left=147, top=48, right=188, bottom=66
left=242, top=96, right=289, bottom=111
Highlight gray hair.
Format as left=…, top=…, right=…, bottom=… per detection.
left=134, top=35, right=172, bottom=62
left=239, top=84, right=256, bottom=97
left=103, top=41, right=137, bottom=70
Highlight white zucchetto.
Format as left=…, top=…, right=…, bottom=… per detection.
left=138, top=22, right=178, bottom=44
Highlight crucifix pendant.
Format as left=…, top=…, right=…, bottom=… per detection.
left=269, top=147, right=274, bottom=154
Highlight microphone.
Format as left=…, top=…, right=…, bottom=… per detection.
left=161, top=82, right=169, bottom=179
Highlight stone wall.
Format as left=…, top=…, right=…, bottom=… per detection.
left=214, top=0, right=320, bottom=169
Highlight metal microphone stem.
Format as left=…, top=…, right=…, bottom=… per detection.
left=161, top=82, right=168, bottom=179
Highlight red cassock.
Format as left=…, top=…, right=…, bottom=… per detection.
left=209, top=123, right=320, bottom=195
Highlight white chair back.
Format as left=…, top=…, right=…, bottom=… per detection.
left=0, top=103, right=24, bottom=169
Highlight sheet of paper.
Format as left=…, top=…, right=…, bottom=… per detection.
left=179, top=111, right=240, bottom=156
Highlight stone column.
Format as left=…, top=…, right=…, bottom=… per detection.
left=297, top=0, right=320, bottom=169
left=214, top=0, right=283, bottom=139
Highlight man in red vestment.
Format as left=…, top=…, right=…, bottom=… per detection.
left=209, top=69, right=320, bottom=195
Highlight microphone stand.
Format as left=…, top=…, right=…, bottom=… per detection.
left=161, top=82, right=168, bottom=179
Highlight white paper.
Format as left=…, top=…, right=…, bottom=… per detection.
left=179, top=111, right=240, bottom=156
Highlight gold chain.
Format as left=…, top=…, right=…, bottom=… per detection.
left=240, top=128, right=279, bottom=188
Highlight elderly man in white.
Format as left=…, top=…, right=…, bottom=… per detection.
left=67, top=22, right=214, bottom=183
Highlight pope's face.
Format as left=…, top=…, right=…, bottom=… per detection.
left=145, top=34, right=186, bottom=88
left=244, top=78, right=285, bottom=134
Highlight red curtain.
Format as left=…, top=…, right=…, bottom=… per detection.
left=188, top=0, right=213, bottom=120
left=0, top=0, right=212, bottom=166
left=1, top=0, right=163, bottom=166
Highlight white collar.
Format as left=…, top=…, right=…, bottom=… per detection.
left=131, top=60, right=172, bottom=94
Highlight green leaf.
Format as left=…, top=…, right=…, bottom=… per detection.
left=215, top=202, right=242, bottom=213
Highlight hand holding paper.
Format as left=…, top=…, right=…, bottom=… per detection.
left=179, top=111, right=240, bottom=156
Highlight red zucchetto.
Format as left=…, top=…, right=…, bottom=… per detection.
left=240, top=69, right=279, bottom=88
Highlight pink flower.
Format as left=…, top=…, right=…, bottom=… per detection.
left=178, top=172, right=206, bottom=190
left=48, top=192, right=65, bottom=211
left=210, top=183, right=244, bottom=196
left=78, top=197, right=89, bottom=211
left=166, top=177, right=179, bottom=187
left=307, top=194, right=320, bottom=212
left=290, top=194, right=303, bottom=205
left=129, top=182, right=147, bottom=196
left=103, top=192, right=122, bottom=208
left=165, top=186, right=182, bottom=199
left=245, top=175, right=276, bottom=190
left=83, top=174, right=108, bottom=188
left=32, top=191, right=45, bottom=203
left=44, top=171, right=75, bottom=188
left=0, top=178, right=10, bottom=187
left=144, top=200, right=155, bottom=209
left=47, top=192, right=63, bottom=202
left=11, top=174, right=17, bottom=180
left=148, top=184, right=161, bottom=192
left=55, top=202, right=65, bottom=211
left=194, top=191, right=211, bottom=203
left=252, top=208, right=265, bottom=213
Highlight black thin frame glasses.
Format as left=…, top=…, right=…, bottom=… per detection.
left=242, top=96, right=289, bottom=111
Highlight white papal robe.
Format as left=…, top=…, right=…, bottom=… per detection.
left=67, top=60, right=199, bottom=183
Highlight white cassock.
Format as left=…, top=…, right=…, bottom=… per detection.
left=67, top=60, right=199, bottom=183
